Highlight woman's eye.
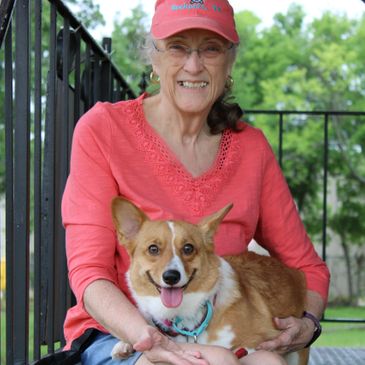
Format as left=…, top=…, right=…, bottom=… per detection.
left=202, top=44, right=223, bottom=56
left=168, top=43, right=186, bottom=51
left=148, top=244, right=160, bottom=256
left=167, top=44, right=188, bottom=55
left=182, top=243, right=194, bottom=256
left=205, top=45, right=221, bottom=52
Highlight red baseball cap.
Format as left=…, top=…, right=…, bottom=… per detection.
left=151, top=0, right=240, bottom=44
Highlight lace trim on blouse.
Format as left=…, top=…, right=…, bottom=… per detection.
left=124, top=97, right=241, bottom=215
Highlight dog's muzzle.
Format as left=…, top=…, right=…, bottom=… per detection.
left=146, top=269, right=197, bottom=293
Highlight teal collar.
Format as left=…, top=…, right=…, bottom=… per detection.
left=172, top=300, right=214, bottom=343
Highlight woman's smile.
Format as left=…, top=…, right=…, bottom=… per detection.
left=177, top=80, right=209, bottom=89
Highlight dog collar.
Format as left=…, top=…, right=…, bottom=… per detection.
left=172, top=300, right=213, bottom=343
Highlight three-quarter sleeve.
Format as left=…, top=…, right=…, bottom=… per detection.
left=62, top=103, right=120, bottom=304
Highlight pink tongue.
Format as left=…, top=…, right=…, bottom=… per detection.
left=160, top=287, right=183, bottom=308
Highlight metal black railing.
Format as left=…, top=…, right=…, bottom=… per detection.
left=2, top=0, right=135, bottom=364
left=1, top=1, right=364, bottom=365
left=244, top=110, right=365, bottom=325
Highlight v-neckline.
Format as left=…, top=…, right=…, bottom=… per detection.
left=126, top=93, right=241, bottom=215
left=138, top=95, right=225, bottom=181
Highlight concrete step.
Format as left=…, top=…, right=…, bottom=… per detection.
left=309, top=347, right=365, bottom=365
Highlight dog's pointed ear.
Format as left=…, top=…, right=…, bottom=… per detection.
left=111, top=197, right=149, bottom=245
left=198, top=203, right=233, bottom=238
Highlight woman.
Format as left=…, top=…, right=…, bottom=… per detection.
left=62, top=0, right=330, bottom=364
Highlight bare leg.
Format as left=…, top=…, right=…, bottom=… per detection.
left=135, top=343, right=240, bottom=365
left=240, top=351, right=287, bottom=365
left=135, top=344, right=287, bottom=365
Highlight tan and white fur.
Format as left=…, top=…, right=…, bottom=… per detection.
left=111, top=197, right=310, bottom=365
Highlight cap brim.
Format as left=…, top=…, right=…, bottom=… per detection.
left=152, top=17, right=239, bottom=44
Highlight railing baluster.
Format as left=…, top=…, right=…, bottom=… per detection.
left=5, top=19, right=14, bottom=365
left=58, top=18, right=71, bottom=345
left=33, top=0, right=43, bottom=359
left=42, top=2, right=57, bottom=353
left=101, top=37, right=112, bottom=101
left=93, top=53, right=101, bottom=102
left=322, top=114, right=329, bottom=263
left=13, top=0, right=31, bottom=363
left=278, top=113, right=284, bottom=168
left=84, top=44, right=92, bottom=110
left=73, top=29, right=81, bottom=126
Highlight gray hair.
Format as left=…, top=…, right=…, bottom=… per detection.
left=140, top=33, right=156, bottom=65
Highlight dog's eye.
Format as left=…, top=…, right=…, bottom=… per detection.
left=182, top=243, right=194, bottom=256
left=148, top=244, right=160, bottom=256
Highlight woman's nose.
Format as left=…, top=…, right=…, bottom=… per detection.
left=183, top=50, right=204, bottom=73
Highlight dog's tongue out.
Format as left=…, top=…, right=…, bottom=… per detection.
left=160, top=287, right=183, bottom=308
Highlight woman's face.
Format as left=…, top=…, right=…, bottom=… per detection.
left=152, top=29, right=235, bottom=116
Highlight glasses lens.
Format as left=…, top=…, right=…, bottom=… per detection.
left=166, top=43, right=189, bottom=59
left=200, top=43, right=225, bottom=59
left=158, top=41, right=232, bottom=65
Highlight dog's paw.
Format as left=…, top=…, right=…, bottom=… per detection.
left=111, top=341, right=135, bottom=360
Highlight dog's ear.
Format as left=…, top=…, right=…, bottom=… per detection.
left=111, top=197, right=149, bottom=245
left=198, top=203, right=233, bottom=239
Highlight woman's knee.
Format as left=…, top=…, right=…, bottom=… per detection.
left=240, top=350, right=287, bottom=365
left=209, top=346, right=240, bottom=365
left=191, top=345, right=239, bottom=365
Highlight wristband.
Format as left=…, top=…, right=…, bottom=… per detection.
left=303, top=311, right=322, bottom=348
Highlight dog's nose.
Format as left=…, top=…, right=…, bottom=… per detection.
left=162, top=270, right=181, bottom=285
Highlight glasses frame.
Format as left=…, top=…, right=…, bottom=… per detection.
left=152, top=40, right=235, bottom=64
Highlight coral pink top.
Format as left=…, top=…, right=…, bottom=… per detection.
left=62, top=93, right=330, bottom=349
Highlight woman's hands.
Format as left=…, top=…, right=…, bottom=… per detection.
left=257, top=291, right=325, bottom=354
left=133, top=326, right=209, bottom=365
left=256, top=315, right=315, bottom=353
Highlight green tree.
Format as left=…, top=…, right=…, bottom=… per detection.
left=232, top=6, right=365, bottom=302
left=64, top=0, right=105, bottom=29
left=110, top=4, right=149, bottom=93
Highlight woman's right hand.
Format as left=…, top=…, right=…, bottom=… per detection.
left=133, top=326, right=209, bottom=365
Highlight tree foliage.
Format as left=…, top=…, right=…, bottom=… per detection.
left=64, top=0, right=105, bottom=29
left=110, top=4, right=149, bottom=92
left=231, top=5, right=365, bottom=301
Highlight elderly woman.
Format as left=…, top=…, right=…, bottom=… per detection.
left=61, top=0, right=330, bottom=364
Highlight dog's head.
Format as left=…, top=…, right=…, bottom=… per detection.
left=111, top=197, right=232, bottom=309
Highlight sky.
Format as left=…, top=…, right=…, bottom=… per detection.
left=91, top=0, right=364, bottom=38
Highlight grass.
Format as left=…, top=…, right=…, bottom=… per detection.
left=314, top=306, right=365, bottom=347
left=1, top=304, right=365, bottom=363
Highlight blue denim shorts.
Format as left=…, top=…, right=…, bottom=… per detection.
left=81, top=332, right=143, bottom=364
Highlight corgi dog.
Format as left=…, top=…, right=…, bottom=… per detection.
left=111, top=197, right=310, bottom=365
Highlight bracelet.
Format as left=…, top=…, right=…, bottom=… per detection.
left=303, top=311, right=322, bottom=348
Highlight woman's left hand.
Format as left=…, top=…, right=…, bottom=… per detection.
left=256, top=316, right=314, bottom=354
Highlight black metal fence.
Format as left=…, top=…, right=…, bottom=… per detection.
left=244, top=110, right=365, bottom=322
left=0, top=1, right=364, bottom=365
left=1, top=0, right=135, bottom=364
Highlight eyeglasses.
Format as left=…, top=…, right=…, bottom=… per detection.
left=152, top=41, right=234, bottom=65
